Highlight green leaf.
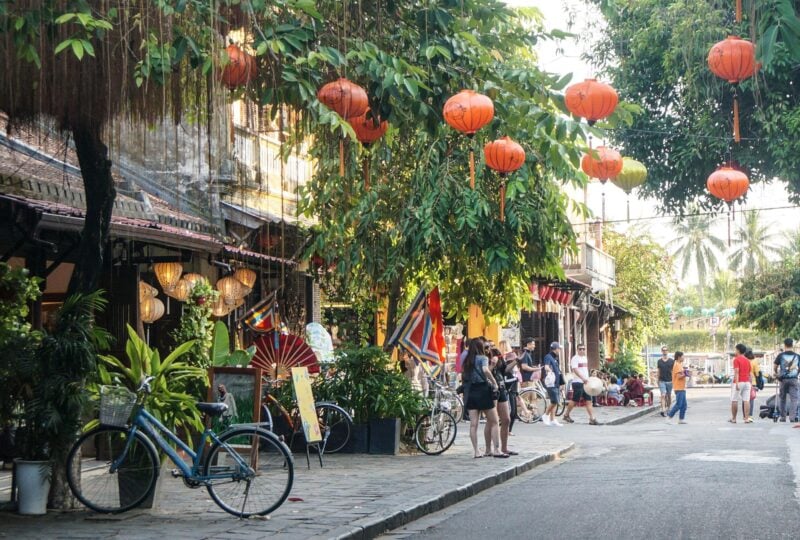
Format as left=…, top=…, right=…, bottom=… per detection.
left=71, top=40, right=84, bottom=60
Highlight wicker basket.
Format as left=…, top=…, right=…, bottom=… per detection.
left=99, top=386, right=137, bottom=427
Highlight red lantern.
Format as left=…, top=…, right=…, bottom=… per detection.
left=556, top=291, right=566, bottom=304
left=349, top=111, right=388, bottom=190
left=581, top=146, right=623, bottom=182
left=707, top=166, right=750, bottom=245
left=318, top=78, right=369, bottom=177
left=708, top=36, right=757, bottom=142
left=221, top=44, right=257, bottom=89
left=443, top=90, right=495, bottom=189
left=484, top=136, right=525, bottom=222
left=529, top=282, right=539, bottom=298
left=564, top=292, right=574, bottom=305
left=565, top=79, right=619, bottom=126
left=538, top=285, right=550, bottom=302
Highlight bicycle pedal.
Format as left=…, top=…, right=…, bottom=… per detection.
left=170, top=469, right=183, bottom=478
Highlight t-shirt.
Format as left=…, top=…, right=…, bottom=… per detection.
left=672, top=362, right=687, bottom=391
left=543, top=353, right=561, bottom=382
left=774, top=351, right=800, bottom=379
left=469, top=355, right=489, bottom=384
left=733, top=355, right=751, bottom=383
left=520, top=350, right=535, bottom=382
left=569, top=354, right=589, bottom=384
left=657, top=358, right=675, bottom=382
left=750, top=359, right=760, bottom=385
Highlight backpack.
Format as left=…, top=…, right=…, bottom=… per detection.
left=778, top=353, right=800, bottom=380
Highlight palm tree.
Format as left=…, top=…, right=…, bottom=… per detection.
left=779, top=228, right=800, bottom=262
left=669, top=213, right=725, bottom=308
left=707, top=270, right=739, bottom=309
left=729, top=210, right=780, bottom=276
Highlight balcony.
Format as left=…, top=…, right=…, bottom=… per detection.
left=562, top=242, right=616, bottom=291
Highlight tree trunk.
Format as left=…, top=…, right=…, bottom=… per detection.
left=67, top=125, right=116, bottom=295
left=48, top=455, right=80, bottom=510
left=382, top=275, right=403, bottom=352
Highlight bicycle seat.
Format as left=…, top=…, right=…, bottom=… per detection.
left=196, top=402, right=228, bottom=417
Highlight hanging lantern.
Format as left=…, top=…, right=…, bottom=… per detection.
left=234, top=268, right=257, bottom=290
left=153, top=262, right=183, bottom=293
left=529, top=282, right=539, bottom=299
left=484, top=136, right=526, bottom=222
left=565, top=79, right=619, bottom=126
left=138, top=281, right=158, bottom=301
left=612, top=158, right=648, bottom=222
left=169, top=278, right=192, bottom=302
left=349, top=111, right=388, bottom=190
left=539, top=285, right=552, bottom=302
left=217, top=276, right=244, bottom=306
left=182, top=273, right=207, bottom=289
left=317, top=78, right=369, bottom=177
left=140, top=296, right=165, bottom=324
left=707, top=166, right=750, bottom=245
left=221, top=44, right=257, bottom=89
left=564, top=292, right=574, bottom=305
left=210, top=295, right=231, bottom=318
left=708, top=36, right=757, bottom=143
left=443, top=90, right=495, bottom=189
left=581, top=147, right=623, bottom=182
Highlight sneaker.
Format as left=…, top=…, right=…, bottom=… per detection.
left=780, top=417, right=787, bottom=422
left=589, top=418, right=599, bottom=426
left=678, top=420, right=688, bottom=424
left=665, top=418, right=675, bottom=425
left=552, top=420, right=563, bottom=427
left=541, top=415, right=551, bottom=426
left=562, top=415, right=574, bottom=424
left=659, top=411, right=666, bottom=417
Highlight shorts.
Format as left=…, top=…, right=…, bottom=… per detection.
left=570, top=382, right=591, bottom=403
left=546, top=386, right=559, bottom=405
left=659, top=381, right=673, bottom=395
left=730, top=381, right=751, bottom=402
left=466, top=382, right=495, bottom=411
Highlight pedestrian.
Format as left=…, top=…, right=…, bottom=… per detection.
left=541, top=342, right=564, bottom=426
left=490, top=350, right=517, bottom=456
left=657, top=346, right=674, bottom=417
left=563, top=344, right=599, bottom=425
left=773, top=338, right=800, bottom=423
left=462, top=338, right=502, bottom=458
left=729, top=343, right=752, bottom=423
left=519, top=339, right=538, bottom=388
left=217, top=384, right=237, bottom=428
left=666, top=351, right=688, bottom=424
left=745, top=349, right=760, bottom=418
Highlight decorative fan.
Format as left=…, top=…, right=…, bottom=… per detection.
left=251, top=332, right=320, bottom=380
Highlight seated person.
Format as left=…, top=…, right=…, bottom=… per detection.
left=623, top=373, right=645, bottom=406
left=607, top=379, right=623, bottom=405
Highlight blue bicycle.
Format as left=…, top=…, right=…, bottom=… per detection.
left=66, top=377, right=294, bottom=517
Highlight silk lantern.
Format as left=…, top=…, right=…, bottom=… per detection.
left=318, top=78, right=369, bottom=176
left=582, top=146, right=623, bottom=223
left=707, top=166, right=750, bottom=245
left=349, top=111, right=388, bottom=190
left=484, top=136, right=526, bottom=222
left=221, top=44, right=257, bottom=89
left=443, top=90, right=494, bottom=189
left=708, top=36, right=757, bottom=143
left=565, top=79, right=618, bottom=126
left=234, top=268, right=257, bottom=290
left=153, top=262, right=183, bottom=293
left=612, top=158, right=648, bottom=222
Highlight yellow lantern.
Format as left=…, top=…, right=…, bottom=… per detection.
left=153, top=262, right=183, bottom=292
left=216, top=276, right=242, bottom=306
left=182, top=273, right=207, bottom=289
left=138, top=281, right=158, bottom=301
left=169, top=278, right=192, bottom=302
left=233, top=268, right=257, bottom=290
left=210, top=295, right=231, bottom=317
left=140, top=296, right=165, bottom=324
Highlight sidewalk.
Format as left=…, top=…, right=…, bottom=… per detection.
left=0, top=404, right=651, bottom=539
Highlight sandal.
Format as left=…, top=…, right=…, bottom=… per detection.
left=744, top=418, right=754, bottom=423
left=492, top=453, right=510, bottom=458
left=727, top=419, right=736, bottom=423
left=503, top=450, right=519, bottom=456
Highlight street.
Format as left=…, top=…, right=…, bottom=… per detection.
left=385, top=388, right=800, bottom=540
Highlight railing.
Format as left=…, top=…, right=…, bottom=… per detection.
left=563, top=242, right=616, bottom=289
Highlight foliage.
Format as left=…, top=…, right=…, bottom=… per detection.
left=314, top=347, right=424, bottom=425
left=735, top=258, right=800, bottom=338
left=605, top=230, right=671, bottom=352
left=96, top=325, right=206, bottom=437
left=668, top=212, right=725, bottom=306
left=779, top=228, right=800, bottom=262
left=707, top=270, right=740, bottom=310
left=607, top=347, right=645, bottom=378
left=588, top=0, right=800, bottom=210
left=729, top=210, right=780, bottom=276
left=211, top=321, right=256, bottom=367
left=171, top=280, right=217, bottom=395
left=655, top=328, right=780, bottom=353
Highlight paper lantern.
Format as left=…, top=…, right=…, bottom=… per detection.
left=234, top=268, right=257, bottom=289
left=317, top=78, right=369, bottom=120
left=210, top=296, right=231, bottom=318
left=565, top=79, right=618, bottom=125
left=140, top=296, right=165, bottom=324
left=708, top=36, right=757, bottom=142
left=217, top=276, right=244, bottom=306
left=138, top=281, right=158, bottom=301
left=484, top=136, right=526, bottom=221
left=182, top=273, right=207, bottom=289
left=612, top=158, right=648, bottom=221
left=221, top=44, right=257, bottom=89
left=169, top=278, right=192, bottom=302
left=350, top=111, right=388, bottom=146
left=581, top=146, right=623, bottom=182
left=153, top=262, right=183, bottom=293
left=707, top=166, right=750, bottom=245
left=443, top=90, right=495, bottom=188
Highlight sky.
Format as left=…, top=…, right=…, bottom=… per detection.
left=504, top=0, right=800, bottom=286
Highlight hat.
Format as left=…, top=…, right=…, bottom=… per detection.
left=550, top=341, right=561, bottom=350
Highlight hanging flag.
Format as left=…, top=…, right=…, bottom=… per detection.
left=386, top=289, right=426, bottom=347
left=387, top=288, right=442, bottom=365
left=427, top=287, right=447, bottom=364
left=241, top=291, right=280, bottom=335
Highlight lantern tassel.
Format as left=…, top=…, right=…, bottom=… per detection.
left=727, top=207, right=732, bottom=246
left=626, top=196, right=630, bottom=223
left=733, top=95, right=741, bottom=143
left=601, top=190, right=606, bottom=224
left=469, top=149, right=475, bottom=189
left=339, top=138, right=345, bottom=176
left=736, top=0, right=742, bottom=23
left=500, top=181, right=506, bottom=222
left=363, top=157, right=370, bottom=191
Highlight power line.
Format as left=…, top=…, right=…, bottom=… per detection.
left=574, top=203, right=800, bottom=227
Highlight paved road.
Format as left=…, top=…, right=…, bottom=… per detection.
left=385, top=388, right=800, bottom=540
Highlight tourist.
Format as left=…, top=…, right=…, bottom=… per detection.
left=490, top=350, right=516, bottom=456
left=773, top=338, right=800, bottom=423
left=462, top=339, right=502, bottom=458
left=657, top=346, right=674, bottom=417
left=541, top=342, right=563, bottom=426
left=519, top=339, right=538, bottom=388
left=563, top=344, right=599, bottom=425
left=729, top=343, right=752, bottom=423
left=666, top=351, right=688, bottom=424
left=745, top=349, right=760, bottom=419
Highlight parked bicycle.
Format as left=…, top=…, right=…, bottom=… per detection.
left=260, top=378, right=353, bottom=454
left=67, top=377, right=294, bottom=517
left=413, top=378, right=458, bottom=455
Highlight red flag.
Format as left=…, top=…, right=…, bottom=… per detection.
left=427, top=287, right=446, bottom=364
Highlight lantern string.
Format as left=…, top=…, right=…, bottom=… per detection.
left=339, top=138, right=345, bottom=176
left=469, top=149, right=476, bottom=189
left=733, top=87, right=741, bottom=143
left=500, top=181, right=506, bottom=222
left=736, top=0, right=742, bottom=23
left=363, top=154, right=370, bottom=191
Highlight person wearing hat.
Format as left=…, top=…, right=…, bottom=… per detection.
left=563, top=344, right=599, bottom=425
left=541, top=342, right=564, bottom=426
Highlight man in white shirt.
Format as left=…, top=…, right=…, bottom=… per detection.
left=562, top=345, right=599, bottom=425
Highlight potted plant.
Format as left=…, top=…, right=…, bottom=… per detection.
left=315, top=347, right=424, bottom=455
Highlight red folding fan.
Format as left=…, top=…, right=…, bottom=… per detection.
left=251, top=332, right=320, bottom=380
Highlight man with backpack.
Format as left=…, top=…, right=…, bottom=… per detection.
left=773, top=338, right=800, bottom=422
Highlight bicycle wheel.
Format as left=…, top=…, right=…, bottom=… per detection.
left=442, top=391, right=464, bottom=422
left=315, top=403, right=353, bottom=454
left=414, top=409, right=457, bottom=455
left=66, top=426, right=159, bottom=514
left=518, top=388, right=548, bottom=423
left=555, top=388, right=567, bottom=416
left=204, top=427, right=294, bottom=517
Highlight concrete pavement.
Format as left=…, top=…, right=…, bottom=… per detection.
left=0, top=403, right=651, bottom=539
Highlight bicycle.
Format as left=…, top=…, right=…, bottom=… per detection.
left=436, top=381, right=464, bottom=422
left=414, top=378, right=458, bottom=455
left=66, top=377, right=294, bottom=517
left=260, top=378, right=353, bottom=454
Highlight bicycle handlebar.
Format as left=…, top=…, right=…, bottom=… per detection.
left=138, top=375, right=155, bottom=394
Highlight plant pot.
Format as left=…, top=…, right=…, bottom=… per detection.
left=341, top=423, right=369, bottom=454
left=368, top=418, right=400, bottom=455
left=14, top=459, right=51, bottom=515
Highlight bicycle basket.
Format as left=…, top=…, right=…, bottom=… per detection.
left=99, top=386, right=137, bottom=427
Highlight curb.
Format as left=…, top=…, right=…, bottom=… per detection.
left=604, top=405, right=659, bottom=425
left=330, top=443, right=575, bottom=540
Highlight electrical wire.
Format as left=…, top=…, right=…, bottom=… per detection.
left=574, top=203, right=800, bottom=227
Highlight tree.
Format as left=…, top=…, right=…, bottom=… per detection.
left=735, top=259, right=800, bottom=339
left=604, top=230, right=671, bottom=353
left=587, top=0, right=800, bottom=212
left=707, top=270, right=740, bottom=310
left=779, top=227, right=800, bottom=262
left=668, top=213, right=726, bottom=307
left=729, top=210, right=780, bottom=276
